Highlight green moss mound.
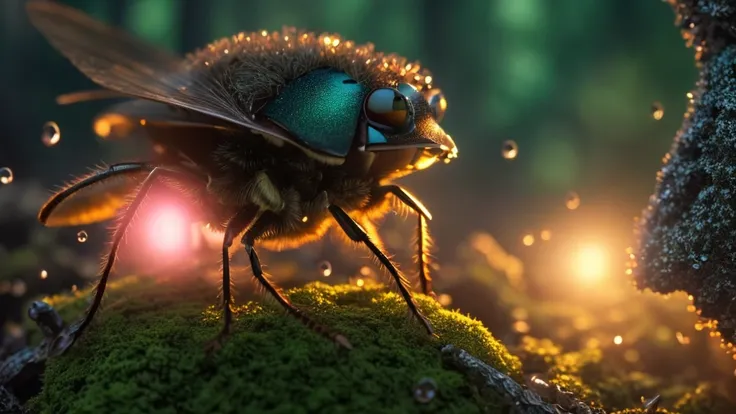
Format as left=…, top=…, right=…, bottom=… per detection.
left=29, top=275, right=521, bottom=414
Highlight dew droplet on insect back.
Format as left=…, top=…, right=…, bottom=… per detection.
left=318, top=261, right=332, bottom=277
left=501, top=140, right=518, bottom=160
left=651, top=102, right=664, bottom=120
left=42, top=121, right=61, bottom=146
left=413, top=377, right=437, bottom=403
left=77, top=230, right=88, bottom=243
left=0, top=167, right=13, bottom=184
left=565, top=191, right=580, bottom=210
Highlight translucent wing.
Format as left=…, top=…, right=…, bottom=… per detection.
left=26, top=1, right=290, bottom=141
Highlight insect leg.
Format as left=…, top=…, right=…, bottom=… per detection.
left=209, top=206, right=261, bottom=349
left=66, top=167, right=201, bottom=345
left=377, top=185, right=436, bottom=298
left=327, top=204, right=434, bottom=336
left=240, top=232, right=353, bottom=349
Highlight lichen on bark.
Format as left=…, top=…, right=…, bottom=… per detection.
left=634, top=0, right=736, bottom=345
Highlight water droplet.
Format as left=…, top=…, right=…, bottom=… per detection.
left=0, top=167, right=13, bottom=184
left=356, top=278, right=365, bottom=287
left=413, top=377, right=437, bottom=403
left=651, top=102, right=664, bottom=120
left=565, top=191, right=580, bottom=210
left=318, top=261, right=332, bottom=277
left=42, top=121, right=61, bottom=146
left=613, top=335, right=623, bottom=345
left=77, top=230, right=88, bottom=243
left=692, top=263, right=701, bottom=270
left=40, top=270, right=48, bottom=280
left=501, top=140, right=518, bottom=160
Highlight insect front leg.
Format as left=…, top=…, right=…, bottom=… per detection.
left=377, top=185, right=436, bottom=299
left=240, top=232, right=353, bottom=349
left=327, top=204, right=435, bottom=336
left=65, top=167, right=203, bottom=349
left=205, top=206, right=261, bottom=353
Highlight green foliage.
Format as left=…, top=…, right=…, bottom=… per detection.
left=29, top=276, right=521, bottom=414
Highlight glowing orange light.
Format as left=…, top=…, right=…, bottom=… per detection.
left=613, top=335, right=623, bottom=345
left=522, top=234, right=535, bottom=246
left=150, top=206, right=188, bottom=253
left=574, top=244, right=608, bottom=282
left=540, top=229, right=552, bottom=241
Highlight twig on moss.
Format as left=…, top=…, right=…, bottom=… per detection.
left=441, top=345, right=606, bottom=414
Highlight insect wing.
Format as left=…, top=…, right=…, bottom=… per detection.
left=26, top=1, right=290, bottom=141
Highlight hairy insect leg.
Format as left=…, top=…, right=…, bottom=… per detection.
left=328, top=204, right=434, bottom=336
left=65, top=167, right=198, bottom=346
left=241, top=233, right=353, bottom=349
left=378, top=185, right=437, bottom=298
left=205, top=206, right=260, bottom=353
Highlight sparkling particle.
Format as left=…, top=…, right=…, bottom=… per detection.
left=0, top=167, right=13, bottom=184
left=77, top=230, right=88, bottom=243
left=42, top=121, right=61, bottom=146
left=613, top=335, right=623, bottom=345
left=522, top=234, right=535, bottom=246
left=413, top=377, right=437, bottom=404
left=437, top=293, right=452, bottom=306
left=356, top=278, right=365, bottom=287
left=651, top=102, right=664, bottom=121
left=501, top=140, right=518, bottom=160
left=513, top=320, right=530, bottom=333
left=40, top=270, right=48, bottom=280
left=675, top=331, right=691, bottom=345
left=565, top=191, right=581, bottom=210
left=318, top=261, right=332, bottom=277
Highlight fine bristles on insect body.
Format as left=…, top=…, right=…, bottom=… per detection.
left=27, top=0, right=458, bottom=352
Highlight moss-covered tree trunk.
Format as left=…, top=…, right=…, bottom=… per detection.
left=635, top=0, right=736, bottom=344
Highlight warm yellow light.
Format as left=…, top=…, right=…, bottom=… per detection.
left=613, top=335, right=623, bottom=345
left=522, top=234, right=535, bottom=246
left=574, top=244, right=608, bottom=282
left=540, top=229, right=552, bottom=241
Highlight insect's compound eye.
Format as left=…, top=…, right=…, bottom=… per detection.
left=364, top=88, right=414, bottom=134
left=423, top=89, right=447, bottom=123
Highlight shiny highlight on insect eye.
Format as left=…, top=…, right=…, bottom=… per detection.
left=364, top=88, right=414, bottom=134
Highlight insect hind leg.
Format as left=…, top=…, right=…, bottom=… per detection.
left=64, top=167, right=202, bottom=349
left=240, top=232, right=352, bottom=349
left=328, top=204, right=435, bottom=336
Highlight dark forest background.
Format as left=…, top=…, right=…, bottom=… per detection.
left=5, top=1, right=735, bottom=411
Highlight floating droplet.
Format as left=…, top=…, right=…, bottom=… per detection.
left=501, top=140, right=518, bottom=160
left=413, top=377, right=437, bottom=403
left=356, top=278, right=365, bottom=287
left=40, top=270, right=48, bottom=280
left=522, top=234, right=535, bottom=247
left=77, top=230, right=88, bottom=243
left=565, top=191, right=580, bottom=210
left=318, top=261, right=332, bottom=277
left=301, top=216, right=309, bottom=222
left=540, top=229, right=552, bottom=241
left=0, top=167, right=13, bottom=184
left=651, top=102, right=664, bottom=120
left=42, top=121, right=61, bottom=146
left=613, top=335, right=623, bottom=345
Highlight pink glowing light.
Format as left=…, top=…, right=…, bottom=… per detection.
left=149, top=206, right=189, bottom=253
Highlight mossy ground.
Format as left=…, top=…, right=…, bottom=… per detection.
left=28, top=274, right=521, bottom=414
